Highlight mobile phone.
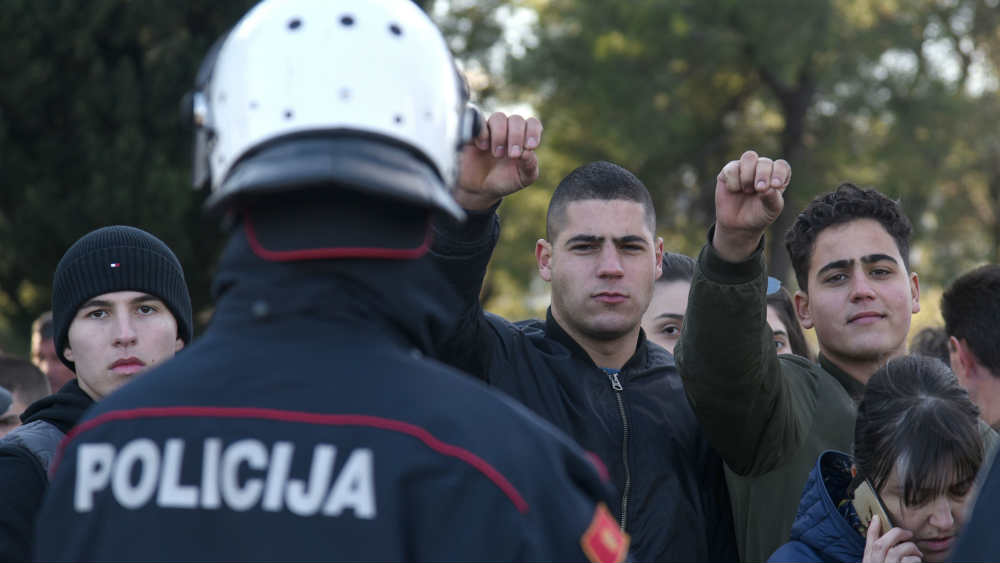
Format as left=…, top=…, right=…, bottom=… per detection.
left=852, top=478, right=895, bottom=530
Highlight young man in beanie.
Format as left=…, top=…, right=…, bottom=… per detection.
left=0, top=224, right=192, bottom=561
left=38, top=1, right=626, bottom=561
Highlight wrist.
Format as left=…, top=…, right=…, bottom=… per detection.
left=453, top=188, right=502, bottom=212
left=712, top=225, right=764, bottom=263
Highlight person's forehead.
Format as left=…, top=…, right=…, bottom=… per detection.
left=558, top=199, right=653, bottom=239
left=766, top=305, right=788, bottom=332
left=82, top=290, right=162, bottom=305
left=809, top=218, right=903, bottom=272
left=651, top=280, right=690, bottom=310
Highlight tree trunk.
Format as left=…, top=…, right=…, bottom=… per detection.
left=764, top=76, right=813, bottom=288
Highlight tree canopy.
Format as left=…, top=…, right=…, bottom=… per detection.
left=1, top=0, right=998, bottom=351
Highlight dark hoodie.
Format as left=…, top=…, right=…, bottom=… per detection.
left=0, top=378, right=92, bottom=561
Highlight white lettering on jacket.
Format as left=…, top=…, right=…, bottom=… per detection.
left=74, top=438, right=376, bottom=518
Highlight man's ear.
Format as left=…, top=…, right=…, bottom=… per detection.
left=175, top=338, right=185, bottom=352
left=952, top=337, right=982, bottom=380
left=63, top=345, right=74, bottom=362
left=794, top=290, right=813, bottom=329
left=536, top=239, right=553, bottom=282
left=909, top=271, right=921, bottom=314
left=654, top=237, right=664, bottom=280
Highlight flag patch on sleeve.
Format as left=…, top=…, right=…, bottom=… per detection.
left=580, top=502, right=629, bottom=563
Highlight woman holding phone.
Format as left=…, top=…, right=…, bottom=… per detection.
left=770, top=355, right=984, bottom=563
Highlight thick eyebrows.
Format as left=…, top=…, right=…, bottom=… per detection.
left=79, top=294, right=160, bottom=309
left=563, top=234, right=603, bottom=247
left=860, top=254, right=899, bottom=266
left=79, top=298, right=113, bottom=310
left=128, top=293, right=161, bottom=305
left=655, top=312, right=684, bottom=321
left=563, top=234, right=649, bottom=248
left=615, top=235, right=649, bottom=247
left=816, top=259, right=852, bottom=278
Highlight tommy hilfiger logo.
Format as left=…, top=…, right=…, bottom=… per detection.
left=109, top=263, right=120, bottom=268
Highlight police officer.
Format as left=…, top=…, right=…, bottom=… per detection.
left=38, top=1, right=627, bottom=561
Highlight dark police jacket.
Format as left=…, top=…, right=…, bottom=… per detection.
left=37, top=228, right=626, bottom=562
left=429, top=210, right=738, bottom=562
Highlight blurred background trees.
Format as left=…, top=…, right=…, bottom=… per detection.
left=1, top=0, right=998, bottom=352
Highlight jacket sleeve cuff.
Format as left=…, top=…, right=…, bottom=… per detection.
left=698, top=224, right=766, bottom=285
left=431, top=202, right=500, bottom=257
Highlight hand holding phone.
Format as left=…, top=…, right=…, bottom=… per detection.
left=853, top=478, right=895, bottom=530
left=861, top=514, right=923, bottom=563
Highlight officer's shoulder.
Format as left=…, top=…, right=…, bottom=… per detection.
left=413, top=353, right=580, bottom=447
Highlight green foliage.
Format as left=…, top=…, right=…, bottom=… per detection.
left=483, top=0, right=1000, bottom=318
left=0, top=0, right=256, bottom=353
left=3, top=0, right=1000, bottom=344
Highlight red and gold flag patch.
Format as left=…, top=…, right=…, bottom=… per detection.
left=580, top=502, right=629, bottom=563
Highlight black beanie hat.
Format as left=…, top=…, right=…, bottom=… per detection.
left=52, top=226, right=193, bottom=370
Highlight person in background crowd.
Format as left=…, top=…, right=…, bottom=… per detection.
left=765, top=280, right=811, bottom=358
left=0, top=385, right=12, bottom=436
left=642, top=254, right=808, bottom=360
left=770, top=355, right=982, bottom=563
left=37, top=1, right=626, bottom=561
left=31, top=311, right=77, bottom=391
left=675, top=152, right=996, bottom=562
left=0, top=225, right=192, bottom=561
left=430, top=153, right=738, bottom=561
left=908, top=325, right=950, bottom=367
left=641, top=251, right=694, bottom=354
left=941, top=264, right=1000, bottom=429
left=0, top=356, right=51, bottom=437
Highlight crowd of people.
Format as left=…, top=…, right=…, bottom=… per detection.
left=2, top=0, right=1000, bottom=561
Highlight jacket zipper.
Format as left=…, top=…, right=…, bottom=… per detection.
left=607, top=371, right=631, bottom=531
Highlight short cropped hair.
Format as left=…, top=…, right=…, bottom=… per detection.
left=659, top=252, right=695, bottom=284
left=909, top=326, right=951, bottom=368
left=0, top=356, right=51, bottom=405
left=546, top=161, right=656, bottom=241
left=784, top=183, right=912, bottom=292
left=854, top=355, right=982, bottom=509
left=942, top=265, right=1000, bottom=375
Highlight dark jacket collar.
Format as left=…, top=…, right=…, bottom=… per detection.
left=211, top=222, right=463, bottom=358
left=543, top=308, right=648, bottom=372
left=20, top=378, right=94, bottom=434
left=819, top=354, right=867, bottom=402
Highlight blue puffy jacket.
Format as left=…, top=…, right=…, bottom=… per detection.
left=769, top=450, right=865, bottom=562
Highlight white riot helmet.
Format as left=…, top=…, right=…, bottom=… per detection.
left=191, top=0, right=476, bottom=220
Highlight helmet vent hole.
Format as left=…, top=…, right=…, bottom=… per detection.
left=389, top=23, right=402, bottom=36
left=287, top=18, right=302, bottom=30
left=394, top=115, right=404, bottom=125
left=249, top=101, right=258, bottom=109
left=339, top=88, right=351, bottom=100
left=340, top=15, right=355, bottom=26
left=284, top=110, right=294, bottom=120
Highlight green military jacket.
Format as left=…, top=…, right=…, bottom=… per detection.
left=675, top=234, right=996, bottom=562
